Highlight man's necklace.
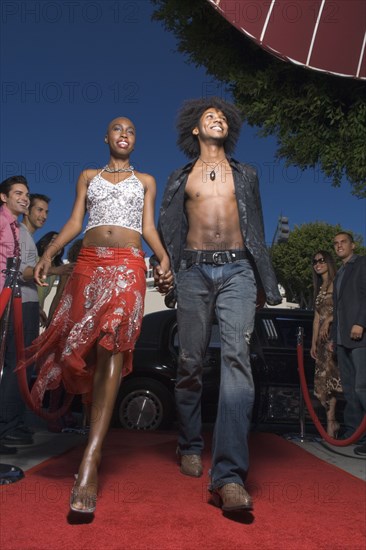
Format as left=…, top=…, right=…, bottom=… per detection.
left=104, top=164, right=134, bottom=173
left=199, top=158, right=225, bottom=181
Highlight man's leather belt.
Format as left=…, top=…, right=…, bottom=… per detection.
left=183, top=249, right=247, bottom=268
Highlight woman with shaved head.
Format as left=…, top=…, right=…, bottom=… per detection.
left=18, top=117, right=170, bottom=514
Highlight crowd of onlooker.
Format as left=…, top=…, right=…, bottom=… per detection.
left=0, top=176, right=78, bottom=454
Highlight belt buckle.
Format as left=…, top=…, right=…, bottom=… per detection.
left=212, top=251, right=223, bottom=265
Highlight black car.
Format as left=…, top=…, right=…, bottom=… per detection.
left=113, top=308, right=334, bottom=433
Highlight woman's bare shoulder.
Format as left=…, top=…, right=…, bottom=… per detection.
left=135, top=170, right=155, bottom=184
left=78, top=167, right=102, bottom=186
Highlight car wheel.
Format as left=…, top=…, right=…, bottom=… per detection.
left=116, top=378, right=175, bottom=431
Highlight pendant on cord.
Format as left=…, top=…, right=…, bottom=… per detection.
left=199, top=157, right=225, bottom=181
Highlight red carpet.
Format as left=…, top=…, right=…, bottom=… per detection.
left=0, top=431, right=365, bottom=550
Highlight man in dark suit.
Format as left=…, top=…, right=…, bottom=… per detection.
left=331, top=232, right=366, bottom=456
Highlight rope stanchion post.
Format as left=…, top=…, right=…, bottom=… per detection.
left=0, top=257, right=21, bottom=379
left=0, top=294, right=12, bottom=382
left=297, top=326, right=307, bottom=442
left=0, top=256, right=24, bottom=485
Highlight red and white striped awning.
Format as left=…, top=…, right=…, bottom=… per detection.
left=206, top=0, right=366, bottom=79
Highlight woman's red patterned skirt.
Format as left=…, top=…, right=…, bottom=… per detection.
left=17, top=246, right=147, bottom=405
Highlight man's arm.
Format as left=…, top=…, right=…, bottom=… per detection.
left=350, top=256, right=366, bottom=339
left=329, top=282, right=338, bottom=346
left=21, top=263, right=74, bottom=282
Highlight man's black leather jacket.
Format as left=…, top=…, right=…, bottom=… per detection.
left=157, top=157, right=282, bottom=307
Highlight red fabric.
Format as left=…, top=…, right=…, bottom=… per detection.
left=0, top=287, right=12, bottom=318
left=0, top=431, right=365, bottom=549
left=17, top=247, right=146, bottom=406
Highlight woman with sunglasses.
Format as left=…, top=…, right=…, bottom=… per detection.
left=310, top=250, right=342, bottom=437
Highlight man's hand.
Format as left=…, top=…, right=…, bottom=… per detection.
left=153, top=264, right=173, bottom=295
left=350, top=324, right=364, bottom=340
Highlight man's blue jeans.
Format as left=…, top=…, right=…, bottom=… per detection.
left=175, top=259, right=256, bottom=490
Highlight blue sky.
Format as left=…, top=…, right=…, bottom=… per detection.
left=1, top=0, right=365, bottom=255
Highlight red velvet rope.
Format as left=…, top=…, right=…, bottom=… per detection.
left=12, top=296, right=74, bottom=421
left=297, top=338, right=366, bottom=446
left=0, top=287, right=12, bottom=318
left=3, top=282, right=365, bottom=437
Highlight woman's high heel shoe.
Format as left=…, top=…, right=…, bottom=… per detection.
left=70, top=475, right=97, bottom=514
left=327, top=420, right=340, bottom=439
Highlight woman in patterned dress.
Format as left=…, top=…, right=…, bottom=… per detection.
left=18, top=117, right=170, bottom=514
left=310, top=250, right=342, bottom=437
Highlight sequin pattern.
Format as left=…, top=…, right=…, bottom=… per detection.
left=85, top=172, right=144, bottom=234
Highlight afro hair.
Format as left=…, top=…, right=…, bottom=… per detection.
left=176, top=97, right=243, bottom=159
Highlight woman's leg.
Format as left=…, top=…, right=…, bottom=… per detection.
left=71, top=346, right=123, bottom=511
left=326, top=396, right=339, bottom=437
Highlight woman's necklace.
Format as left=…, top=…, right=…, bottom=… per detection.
left=316, top=281, right=330, bottom=307
left=320, top=281, right=329, bottom=293
left=199, top=158, right=225, bottom=181
left=104, top=164, right=134, bottom=173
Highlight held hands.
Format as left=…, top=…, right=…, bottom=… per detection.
left=152, top=259, right=173, bottom=295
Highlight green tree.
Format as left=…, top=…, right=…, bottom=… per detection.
left=270, top=222, right=366, bottom=308
left=152, top=0, right=366, bottom=197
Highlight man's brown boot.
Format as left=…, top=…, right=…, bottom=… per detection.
left=180, top=454, right=203, bottom=477
left=213, top=483, right=253, bottom=511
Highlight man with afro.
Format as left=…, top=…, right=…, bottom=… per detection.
left=155, top=97, right=281, bottom=513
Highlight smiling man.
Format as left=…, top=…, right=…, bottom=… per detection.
left=0, top=176, right=32, bottom=454
left=0, top=188, right=52, bottom=451
left=0, top=175, right=30, bottom=292
left=19, top=192, right=51, bottom=350
left=154, top=97, right=281, bottom=514
left=1, top=186, right=71, bottom=452
left=23, top=193, right=49, bottom=233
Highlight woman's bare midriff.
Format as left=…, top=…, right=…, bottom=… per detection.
left=82, top=225, right=142, bottom=249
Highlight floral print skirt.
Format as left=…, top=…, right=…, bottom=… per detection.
left=17, top=246, right=146, bottom=406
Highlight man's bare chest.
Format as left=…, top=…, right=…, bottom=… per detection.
left=185, top=169, right=236, bottom=201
